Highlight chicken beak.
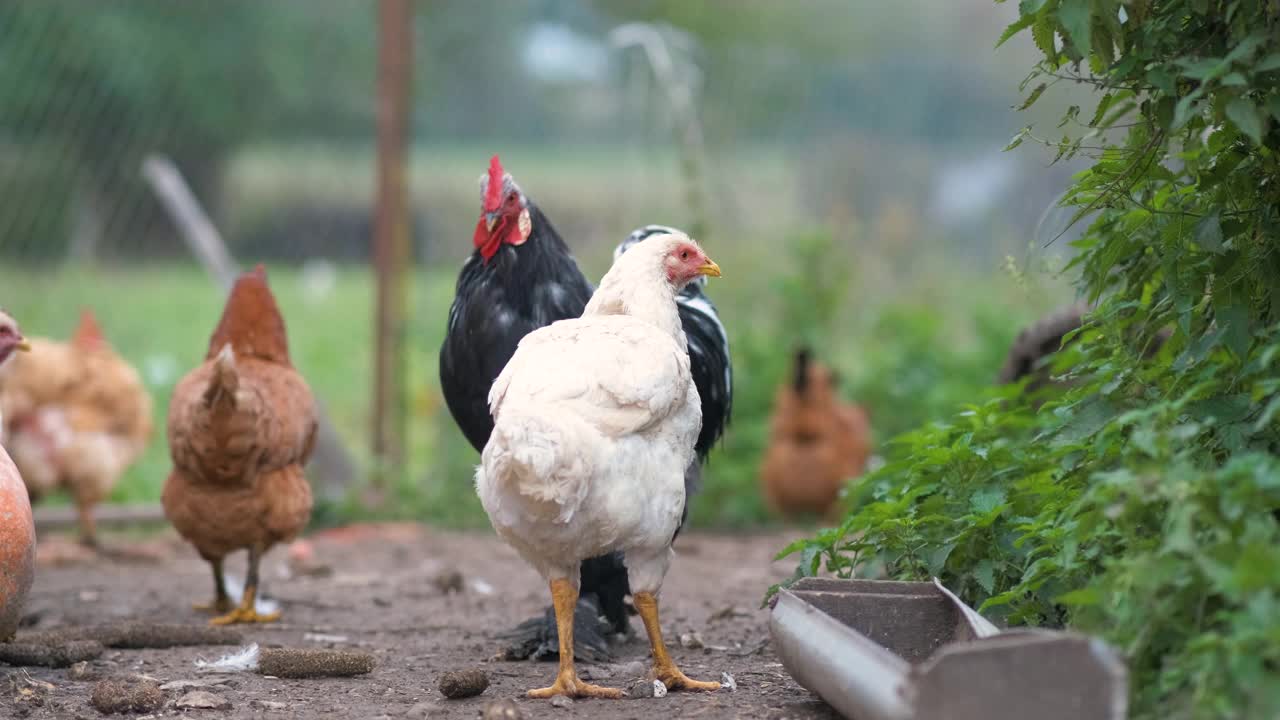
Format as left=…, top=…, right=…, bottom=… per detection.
left=15, top=338, right=30, bottom=352
left=484, top=212, right=498, bottom=232
left=697, top=259, right=722, bottom=278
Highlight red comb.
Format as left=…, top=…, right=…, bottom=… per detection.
left=484, top=155, right=504, bottom=211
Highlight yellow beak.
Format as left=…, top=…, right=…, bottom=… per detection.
left=697, top=259, right=722, bottom=278
left=484, top=213, right=498, bottom=232
left=15, top=340, right=30, bottom=352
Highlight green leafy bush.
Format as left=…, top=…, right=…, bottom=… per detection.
left=783, top=2, right=1280, bottom=718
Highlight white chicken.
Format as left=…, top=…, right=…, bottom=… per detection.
left=477, top=232, right=723, bottom=699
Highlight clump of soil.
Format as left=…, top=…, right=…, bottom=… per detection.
left=89, top=678, right=164, bottom=715
left=438, top=667, right=489, bottom=699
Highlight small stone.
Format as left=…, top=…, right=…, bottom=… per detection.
left=89, top=679, right=164, bottom=715
left=720, top=672, right=736, bottom=691
left=628, top=679, right=667, bottom=699
left=549, top=695, right=574, bottom=709
left=249, top=699, right=288, bottom=711
left=431, top=569, right=464, bottom=594
left=175, top=690, right=232, bottom=710
left=404, top=700, right=439, bottom=718
left=679, top=632, right=705, bottom=649
left=437, top=667, right=489, bottom=699
left=480, top=698, right=523, bottom=720
left=67, top=661, right=97, bottom=681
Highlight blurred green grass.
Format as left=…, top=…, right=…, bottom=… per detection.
left=0, top=231, right=1069, bottom=529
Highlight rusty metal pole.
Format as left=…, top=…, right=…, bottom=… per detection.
left=372, top=0, right=412, bottom=496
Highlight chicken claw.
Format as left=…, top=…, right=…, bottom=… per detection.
left=528, top=670, right=624, bottom=700
left=528, top=578, right=624, bottom=699
left=210, top=605, right=280, bottom=626
left=634, top=591, right=720, bottom=693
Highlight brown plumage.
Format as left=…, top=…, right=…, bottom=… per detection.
left=997, top=302, right=1171, bottom=400
left=760, top=348, right=872, bottom=519
left=163, top=265, right=316, bottom=625
left=0, top=309, right=153, bottom=547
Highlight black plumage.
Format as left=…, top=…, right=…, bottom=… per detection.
left=440, top=186, right=733, bottom=661
left=439, top=202, right=592, bottom=452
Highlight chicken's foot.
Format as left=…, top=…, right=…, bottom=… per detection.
left=634, top=591, right=720, bottom=692
left=527, top=578, right=623, bottom=699
left=210, top=546, right=280, bottom=625
left=193, top=557, right=234, bottom=614
left=76, top=502, right=100, bottom=550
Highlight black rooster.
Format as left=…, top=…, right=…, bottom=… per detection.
left=439, top=158, right=732, bottom=661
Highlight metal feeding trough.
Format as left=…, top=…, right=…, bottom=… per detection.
left=769, top=578, right=1127, bottom=720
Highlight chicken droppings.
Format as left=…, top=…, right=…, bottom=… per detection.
left=437, top=667, right=489, bottom=699
left=0, top=640, right=103, bottom=668
left=89, top=678, right=164, bottom=715
left=256, top=647, right=375, bottom=678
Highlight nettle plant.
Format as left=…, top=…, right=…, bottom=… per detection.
left=780, top=2, right=1280, bottom=718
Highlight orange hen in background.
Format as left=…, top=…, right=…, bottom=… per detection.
left=163, top=266, right=316, bottom=625
left=760, top=347, right=872, bottom=520
left=0, top=310, right=152, bottom=548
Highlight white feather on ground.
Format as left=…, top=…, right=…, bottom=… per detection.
left=195, top=643, right=260, bottom=673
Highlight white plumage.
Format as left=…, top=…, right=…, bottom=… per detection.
left=476, top=231, right=721, bottom=699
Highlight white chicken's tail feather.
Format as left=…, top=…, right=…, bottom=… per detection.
left=484, top=406, right=596, bottom=523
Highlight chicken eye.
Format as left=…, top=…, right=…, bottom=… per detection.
left=680, top=250, right=689, bottom=260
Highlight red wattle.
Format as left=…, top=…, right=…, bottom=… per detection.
left=474, top=218, right=501, bottom=262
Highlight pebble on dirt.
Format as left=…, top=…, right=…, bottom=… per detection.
left=256, top=647, right=375, bottom=678
left=174, top=690, right=232, bottom=710
left=67, top=661, right=99, bottom=681
left=0, top=640, right=104, bottom=668
left=628, top=679, right=668, bottom=699
left=89, top=678, right=165, bottom=715
left=549, top=695, right=574, bottom=709
left=721, top=672, right=737, bottom=691
left=480, top=698, right=524, bottom=720
left=436, top=667, right=489, bottom=699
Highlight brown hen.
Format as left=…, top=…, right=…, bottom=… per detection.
left=163, top=266, right=316, bottom=625
left=760, top=347, right=872, bottom=520
left=0, top=310, right=153, bottom=547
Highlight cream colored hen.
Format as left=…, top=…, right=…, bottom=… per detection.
left=477, top=232, right=722, bottom=700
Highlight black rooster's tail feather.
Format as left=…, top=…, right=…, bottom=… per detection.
left=499, top=595, right=616, bottom=664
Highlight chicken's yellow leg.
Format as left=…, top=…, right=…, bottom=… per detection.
left=211, top=545, right=281, bottom=625
left=193, top=557, right=234, bottom=613
left=528, top=578, right=624, bottom=699
left=634, top=591, right=720, bottom=692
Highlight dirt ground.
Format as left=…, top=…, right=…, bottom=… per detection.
left=4, top=524, right=841, bottom=720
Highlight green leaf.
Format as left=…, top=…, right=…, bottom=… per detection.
left=1256, top=54, right=1280, bottom=73
left=1018, top=83, right=1048, bottom=110
left=998, top=13, right=1037, bottom=47
left=973, top=559, right=996, bottom=595
left=1214, top=283, right=1252, bottom=359
left=1056, top=586, right=1100, bottom=606
left=1031, top=14, right=1057, bottom=59
left=1194, top=213, right=1225, bottom=254
left=1090, top=92, right=1114, bottom=128
left=1056, top=0, right=1092, bottom=57
left=971, top=487, right=1008, bottom=515
left=1225, top=97, right=1265, bottom=145
left=1173, top=93, right=1201, bottom=129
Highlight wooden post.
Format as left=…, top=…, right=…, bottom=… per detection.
left=372, top=0, right=413, bottom=494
